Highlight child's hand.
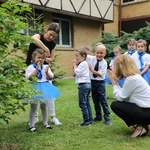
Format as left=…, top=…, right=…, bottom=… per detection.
left=72, top=59, right=77, bottom=66
left=45, top=65, right=49, bottom=73
left=36, top=61, right=41, bottom=70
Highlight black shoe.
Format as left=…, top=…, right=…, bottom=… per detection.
left=93, top=117, right=102, bottom=122
left=29, top=126, right=37, bottom=132
left=79, top=122, right=91, bottom=126
left=44, top=124, right=53, bottom=129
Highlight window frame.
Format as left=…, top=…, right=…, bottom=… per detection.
left=53, top=17, right=72, bottom=48
left=122, top=0, right=135, bottom=3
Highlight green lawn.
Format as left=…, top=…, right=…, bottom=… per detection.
left=0, top=78, right=150, bottom=150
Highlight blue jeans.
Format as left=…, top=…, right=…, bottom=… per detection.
left=78, top=83, right=93, bottom=123
left=91, top=80, right=110, bottom=121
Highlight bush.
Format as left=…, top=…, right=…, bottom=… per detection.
left=0, top=0, right=38, bottom=124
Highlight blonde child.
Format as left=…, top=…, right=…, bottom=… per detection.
left=109, top=45, right=122, bottom=69
left=72, top=46, right=93, bottom=126
left=25, top=48, right=60, bottom=132
left=105, top=46, right=124, bottom=86
left=132, top=39, right=150, bottom=85
left=86, top=43, right=111, bottom=125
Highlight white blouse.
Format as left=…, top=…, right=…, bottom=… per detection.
left=131, top=51, right=150, bottom=69
left=113, top=74, right=150, bottom=108
left=25, top=64, right=54, bottom=82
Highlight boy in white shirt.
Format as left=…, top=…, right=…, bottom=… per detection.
left=72, top=46, right=93, bottom=126
left=86, top=44, right=112, bottom=125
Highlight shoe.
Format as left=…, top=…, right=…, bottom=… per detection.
left=29, top=126, right=37, bottom=132
left=131, top=125, right=148, bottom=138
left=44, top=124, right=53, bottom=129
left=105, top=119, right=112, bottom=125
left=93, top=117, right=102, bottom=122
left=79, top=122, right=91, bottom=126
left=51, top=117, right=62, bottom=125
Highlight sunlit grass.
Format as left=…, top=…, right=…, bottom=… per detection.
left=0, top=78, right=150, bottom=150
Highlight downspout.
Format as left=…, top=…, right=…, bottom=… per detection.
left=118, top=0, right=122, bottom=37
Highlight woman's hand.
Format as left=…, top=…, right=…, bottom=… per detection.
left=107, top=69, right=117, bottom=85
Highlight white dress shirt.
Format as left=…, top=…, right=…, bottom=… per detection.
left=86, top=55, right=107, bottom=80
left=113, top=74, right=150, bottom=108
left=74, top=61, right=90, bottom=84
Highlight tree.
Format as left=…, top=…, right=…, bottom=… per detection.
left=92, top=22, right=150, bottom=63
left=0, top=0, right=38, bottom=124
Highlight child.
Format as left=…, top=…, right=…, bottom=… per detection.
left=72, top=46, right=93, bottom=126
left=109, top=45, right=122, bottom=69
left=105, top=45, right=124, bottom=86
left=132, top=39, right=150, bottom=85
left=26, top=23, right=61, bottom=125
left=124, top=38, right=137, bottom=56
left=25, top=48, right=60, bottom=131
left=86, top=43, right=112, bottom=125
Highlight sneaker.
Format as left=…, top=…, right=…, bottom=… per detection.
left=51, top=117, right=62, bottom=125
left=44, top=124, right=53, bottom=129
left=105, top=119, right=112, bottom=125
left=93, top=116, right=102, bottom=122
left=79, top=122, right=91, bottom=126
left=29, top=126, right=37, bottom=132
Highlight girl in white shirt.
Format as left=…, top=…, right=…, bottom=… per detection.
left=25, top=48, right=60, bottom=131
left=124, top=38, right=137, bottom=56
left=108, top=55, right=150, bottom=138
left=131, top=39, right=150, bottom=85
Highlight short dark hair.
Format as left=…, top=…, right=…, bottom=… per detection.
left=47, top=23, right=60, bottom=34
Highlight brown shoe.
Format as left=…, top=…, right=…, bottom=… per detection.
left=131, top=126, right=147, bottom=138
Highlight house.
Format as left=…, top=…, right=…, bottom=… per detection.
left=2, top=0, right=149, bottom=77
left=21, top=0, right=114, bottom=76
left=105, top=0, right=150, bottom=37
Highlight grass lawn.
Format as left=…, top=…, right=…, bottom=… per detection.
left=0, top=78, right=150, bottom=150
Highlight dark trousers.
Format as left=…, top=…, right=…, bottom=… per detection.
left=111, top=101, right=150, bottom=126
left=91, top=80, right=110, bottom=120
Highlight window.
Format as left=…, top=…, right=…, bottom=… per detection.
left=53, top=17, right=72, bottom=47
left=26, top=9, right=43, bottom=36
left=122, top=0, right=135, bottom=3
left=19, top=9, right=43, bottom=36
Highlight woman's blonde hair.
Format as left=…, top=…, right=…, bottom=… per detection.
left=114, top=55, right=139, bottom=79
